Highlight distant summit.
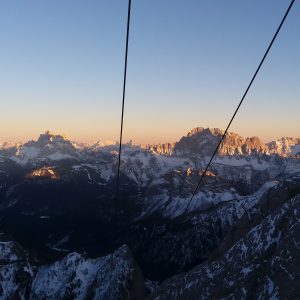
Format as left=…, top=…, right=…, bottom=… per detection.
left=9, top=131, right=78, bottom=165
left=37, top=131, right=70, bottom=144
left=187, top=127, right=225, bottom=137
left=173, top=127, right=268, bottom=157
left=1, top=128, right=300, bottom=162
left=143, top=127, right=300, bottom=159
left=268, top=137, right=300, bottom=157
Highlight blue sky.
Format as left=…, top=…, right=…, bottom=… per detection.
left=0, top=0, right=299, bottom=143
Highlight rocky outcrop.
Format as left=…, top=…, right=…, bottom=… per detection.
left=146, top=143, right=175, bottom=156
left=30, top=245, right=145, bottom=300
left=0, top=238, right=35, bottom=299
left=9, top=131, right=79, bottom=165
left=0, top=239, right=146, bottom=300
left=151, top=185, right=300, bottom=299
left=173, top=127, right=269, bottom=157
left=268, top=137, right=300, bottom=157
left=210, top=178, right=300, bottom=260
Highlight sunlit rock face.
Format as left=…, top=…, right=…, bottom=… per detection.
left=173, top=127, right=269, bottom=157
left=267, top=137, right=300, bottom=157
left=146, top=143, right=175, bottom=156
left=26, top=167, right=60, bottom=180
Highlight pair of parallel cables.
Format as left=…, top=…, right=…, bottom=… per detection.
left=115, top=0, right=296, bottom=212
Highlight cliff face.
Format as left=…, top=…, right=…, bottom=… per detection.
left=173, top=127, right=269, bottom=157
left=268, top=137, right=300, bottom=157
left=146, top=143, right=175, bottom=155
left=146, top=128, right=300, bottom=159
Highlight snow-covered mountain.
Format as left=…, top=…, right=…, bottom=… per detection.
left=1, top=127, right=299, bottom=223
left=268, top=137, right=300, bottom=157
left=152, top=178, right=300, bottom=299
left=1, top=128, right=299, bottom=186
left=4, top=131, right=79, bottom=165
left=0, top=127, right=300, bottom=299
left=0, top=236, right=145, bottom=299
left=1, top=177, right=300, bottom=299
left=1, top=128, right=300, bottom=161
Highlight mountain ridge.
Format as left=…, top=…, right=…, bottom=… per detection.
left=1, top=127, right=299, bottom=159
left=0, top=126, right=300, bottom=298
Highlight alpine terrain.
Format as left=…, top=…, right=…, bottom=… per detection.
left=0, top=127, right=300, bottom=299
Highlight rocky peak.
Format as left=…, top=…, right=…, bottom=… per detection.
left=9, top=132, right=79, bottom=165
left=24, top=131, right=76, bottom=153
left=0, top=237, right=146, bottom=300
left=187, top=127, right=224, bottom=137
left=174, top=127, right=269, bottom=157
left=36, top=131, right=73, bottom=148
left=267, top=137, right=300, bottom=157
left=219, top=134, right=268, bottom=156
left=146, top=143, right=175, bottom=156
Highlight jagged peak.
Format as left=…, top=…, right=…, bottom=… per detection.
left=174, top=127, right=270, bottom=157
left=268, top=137, right=300, bottom=145
left=1, top=128, right=299, bottom=159
left=37, top=131, right=70, bottom=144
left=20, top=131, right=75, bottom=150
left=187, top=127, right=226, bottom=137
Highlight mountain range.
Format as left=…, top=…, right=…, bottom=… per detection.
left=0, top=127, right=300, bottom=299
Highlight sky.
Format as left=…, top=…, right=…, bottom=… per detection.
left=0, top=0, right=299, bottom=144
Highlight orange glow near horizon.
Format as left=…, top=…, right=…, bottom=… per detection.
left=0, top=1, right=299, bottom=147
left=1, top=123, right=299, bottom=145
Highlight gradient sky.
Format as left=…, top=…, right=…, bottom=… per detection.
left=0, top=0, right=299, bottom=144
